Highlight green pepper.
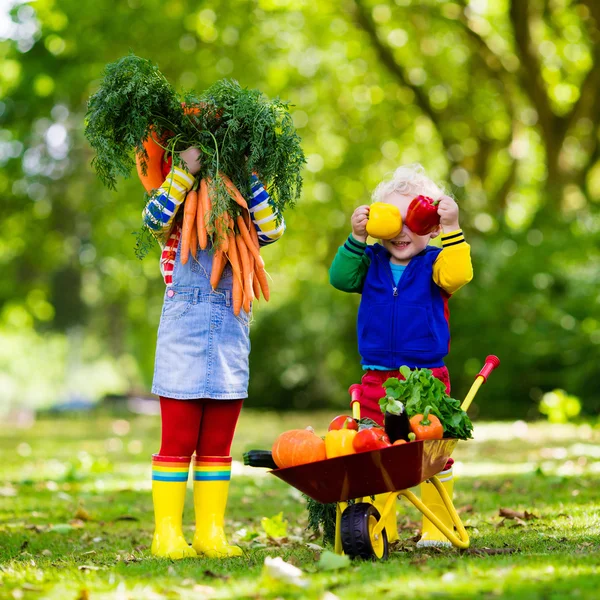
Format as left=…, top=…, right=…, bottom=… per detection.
left=325, top=429, right=357, bottom=458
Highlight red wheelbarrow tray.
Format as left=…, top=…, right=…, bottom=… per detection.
left=270, top=438, right=457, bottom=504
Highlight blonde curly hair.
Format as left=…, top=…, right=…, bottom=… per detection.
left=372, top=163, right=448, bottom=204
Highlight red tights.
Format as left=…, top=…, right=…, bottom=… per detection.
left=158, top=397, right=243, bottom=457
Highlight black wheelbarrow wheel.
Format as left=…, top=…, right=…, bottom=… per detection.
left=340, top=502, right=389, bottom=560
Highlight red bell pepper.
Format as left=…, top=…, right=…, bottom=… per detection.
left=404, top=195, right=440, bottom=235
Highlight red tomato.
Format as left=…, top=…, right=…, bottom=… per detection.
left=352, top=428, right=391, bottom=453
left=328, top=415, right=359, bottom=432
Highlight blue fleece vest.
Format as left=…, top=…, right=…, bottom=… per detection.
left=357, top=244, right=450, bottom=369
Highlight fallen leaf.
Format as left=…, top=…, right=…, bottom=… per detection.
left=69, top=519, right=86, bottom=529
left=78, top=565, right=100, bottom=571
left=262, top=556, right=308, bottom=588
left=114, top=515, right=140, bottom=522
left=77, top=589, right=90, bottom=600
left=261, top=513, right=288, bottom=539
left=463, top=547, right=518, bottom=556
left=203, top=570, right=230, bottom=580
left=305, top=543, right=323, bottom=551
left=458, top=504, right=474, bottom=514
left=557, top=513, right=573, bottom=520
left=49, top=524, right=73, bottom=534
left=316, top=550, right=350, bottom=571
left=499, top=508, right=538, bottom=521
left=75, top=506, right=92, bottom=521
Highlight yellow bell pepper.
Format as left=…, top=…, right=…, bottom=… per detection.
left=366, top=202, right=403, bottom=240
left=325, top=429, right=357, bottom=458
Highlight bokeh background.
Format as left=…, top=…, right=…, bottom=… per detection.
left=2, top=0, right=599, bottom=421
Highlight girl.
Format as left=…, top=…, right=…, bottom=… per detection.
left=143, top=147, right=284, bottom=559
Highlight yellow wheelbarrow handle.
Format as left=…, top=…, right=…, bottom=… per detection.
left=461, top=355, right=500, bottom=413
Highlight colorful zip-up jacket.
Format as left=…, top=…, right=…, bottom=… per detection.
left=329, top=231, right=473, bottom=369
left=142, top=167, right=285, bottom=285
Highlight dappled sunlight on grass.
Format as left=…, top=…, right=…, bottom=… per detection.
left=0, top=412, right=598, bottom=599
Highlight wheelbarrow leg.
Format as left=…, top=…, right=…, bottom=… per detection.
left=371, top=493, right=399, bottom=543
left=334, top=501, right=348, bottom=555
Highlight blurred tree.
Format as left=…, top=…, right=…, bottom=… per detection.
left=1, top=0, right=599, bottom=418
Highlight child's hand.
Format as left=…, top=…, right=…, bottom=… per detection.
left=179, top=147, right=201, bottom=176
left=351, top=205, right=370, bottom=243
left=437, top=195, right=460, bottom=232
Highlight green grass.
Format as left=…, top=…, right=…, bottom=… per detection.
left=0, top=411, right=599, bottom=599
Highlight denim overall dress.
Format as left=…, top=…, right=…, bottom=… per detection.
left=151, top=242, right=250, bottom=400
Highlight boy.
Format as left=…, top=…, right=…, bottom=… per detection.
left=329, top=164, right=473, bottom=546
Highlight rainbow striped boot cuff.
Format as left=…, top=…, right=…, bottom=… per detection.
left=152, top=455, right=190, bottom=483
left=194, top=456, right=232, bottom=482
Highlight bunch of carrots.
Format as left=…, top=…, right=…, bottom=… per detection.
left=179, top=173, right=269, bottom=316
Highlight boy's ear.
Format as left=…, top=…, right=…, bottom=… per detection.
left=429, top=225, right=441, bottom=239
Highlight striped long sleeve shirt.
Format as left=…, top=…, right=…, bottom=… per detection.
left=143, top=167, right=285, bottom=285
left=330, top=230, right=473, bottom=296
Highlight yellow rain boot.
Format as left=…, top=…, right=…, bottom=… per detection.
left=151, top=455, right=197, bottom=559
left=417, top=463, right=454, bottom=547
left=372, top=493, right=399, bottom=543
left=192, top=456, right=242, bottom=558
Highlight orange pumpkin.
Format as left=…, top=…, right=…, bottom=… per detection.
left=271, top=428, right=327, bottom=469
left=135, top=105, right=201, bottom=192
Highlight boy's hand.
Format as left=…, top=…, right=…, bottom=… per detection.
left=351, top=205, right=370, bottom=243
left=437, top=195, right=460, bottom=233
left=179, top=147, right=201, bottom=176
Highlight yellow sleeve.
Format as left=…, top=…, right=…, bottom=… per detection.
left=432, top=230, right=473, bottom=295
left=142, top=166, right=195, bottom=247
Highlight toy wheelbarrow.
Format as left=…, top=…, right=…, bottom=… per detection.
left=246, top=356, right=499, bottom=560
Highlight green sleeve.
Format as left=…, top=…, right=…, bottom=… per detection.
left=329, top=234, right=371, bottom=293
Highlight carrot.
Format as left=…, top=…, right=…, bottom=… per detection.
left=190, top=221, right=198, bottom=260
left=236, top=215, right=263, bottom=267
left=210, top=249, right=226, bottom=290
left=248, top=250, right=259, bottom=302
left=252, top=271, right=261, bottom=301
left=180, top=189, right=198, bottom=265
left=236, top=233, right=252, bottom=314
left=197, top=179, right=209, bottom=250
left=254, top=261, right=270, bottom=302
left=227, top=231, right=243, bottom=316
left=220, top=173, right=249, bottom=209
left=249, top=214, right=260, bottom=250
left=215, top=213, right=229, bottom=253
left=246, top=214, right=269, bottom=300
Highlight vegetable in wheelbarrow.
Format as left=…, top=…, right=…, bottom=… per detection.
left=381, top=366, right=473, bottom=440
left=325, top=427, right=357, bottom=458
left=410, top=408, right=444, bottom=440
left=243, top=450, right=278, bottom=470
left=378, top=395, right=411, bottom=443
left=352, top=427, right=391, bottom=453
left=271, top=428, right=326, bottom=468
